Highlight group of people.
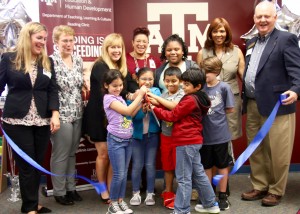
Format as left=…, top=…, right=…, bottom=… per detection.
left=0, top=1, right=299, bottom=214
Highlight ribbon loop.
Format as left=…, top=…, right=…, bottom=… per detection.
left=213, top=94, right=286, bottom=186
left=1, top=125, right=106, bottom=195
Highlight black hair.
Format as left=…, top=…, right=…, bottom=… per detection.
left=136, top=67, right=155, bottom=79
left=102, top=69, right=125, bottom=94
left=164, top=66, right=182, bottom=80
left=132, top=27, right=150, bottom=40
left=181, top=68, right=206, bottom=89
left=160, top=34, right=188, bottom=61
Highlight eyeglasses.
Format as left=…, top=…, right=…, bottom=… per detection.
left=61, top=39, right=74, bottom=44
left=139, top=78, right=154, bottom=82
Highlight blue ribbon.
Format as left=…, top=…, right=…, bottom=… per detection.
left=1, top=125, right=106, bottom=195
left=212, top=94, right=287, bottom=186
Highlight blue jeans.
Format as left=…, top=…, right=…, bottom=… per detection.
left=107, top=133, right=132, bottom=200
left=174, top=144, right=216, bottom=214
left=131, top=133, right=159, bottom=193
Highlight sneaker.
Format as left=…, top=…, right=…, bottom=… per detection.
left=144, top=192, right=155, bottom=206
left=119, top=200, right=133, bottom=214
left=218, top=192, right=230, bottom=210
left=165, top=198, right=174, bottom=210
left=191, top=189, right=198, bottom=201
left=106, top=201, right=123, bottom=214
left=163, top=192, right=176, bottom=209
left=130, top=191, right=141, bottom=206
left=195, top=202, right=220, bottom=213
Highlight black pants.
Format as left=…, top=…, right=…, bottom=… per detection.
left=3, top=123, right=51, bottom=213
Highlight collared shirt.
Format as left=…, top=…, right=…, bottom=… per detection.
left=244, top=31, right=272, bottom=98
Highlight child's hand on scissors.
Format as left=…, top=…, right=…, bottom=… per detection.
left=139, top=85, right=148, bottom=95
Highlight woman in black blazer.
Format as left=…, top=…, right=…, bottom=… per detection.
left=0, top=22, right=60, bottom=214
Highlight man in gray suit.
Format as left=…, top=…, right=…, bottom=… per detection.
left=241, top=1, right=300, bottom=206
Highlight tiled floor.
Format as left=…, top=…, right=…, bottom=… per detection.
left=0, top=173, right=299, bottom=214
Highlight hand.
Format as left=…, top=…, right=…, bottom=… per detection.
left=281, top=90, right=298, bottom=105
left=83, top=75, right=90, bottom=91
left=139, top=85, right=148, bottom=95
left=50, top=111, right=60, bottom=134
left=148, top=96, right=160, bottom=106
left=147, top=92, right=159, bottom=99
left=132, top=73, right=138, bottom=80
left=142, top=102, right=152, bottom=112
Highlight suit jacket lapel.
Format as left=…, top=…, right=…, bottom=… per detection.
left=256, top=29, right=279, bottom=75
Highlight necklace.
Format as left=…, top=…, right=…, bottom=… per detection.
left=133, top=53, right=147, bottom=73
left=213, top=48, right=225, bottom=60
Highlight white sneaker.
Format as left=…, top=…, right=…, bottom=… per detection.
left=119, top=200, right=133, bottom=214
left=106, top=201, right=123, bottom=214
left=195, top=202, right=220, bottom=213
left=144, top=192, right=155, bottom=206
left=130, top=191, right=141, bottom=206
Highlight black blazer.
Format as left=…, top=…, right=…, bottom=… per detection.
left=0, top=52, right=59, bottom=119
left=242, top=29, right=300, bottom=116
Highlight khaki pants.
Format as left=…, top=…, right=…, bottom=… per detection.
left=246, top=100, right=295, bottom=195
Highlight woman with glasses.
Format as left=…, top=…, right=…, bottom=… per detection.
left=49, top=25, right=84, bottom=205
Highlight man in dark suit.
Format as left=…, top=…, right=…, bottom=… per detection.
left=241, top=1, right=300, bottom=206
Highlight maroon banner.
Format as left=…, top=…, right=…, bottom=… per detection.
left=38, top=0, right=114, bottom=194
left=113, top=0, right=300, bottom=165
left=39, top=0, right=114, bottom=61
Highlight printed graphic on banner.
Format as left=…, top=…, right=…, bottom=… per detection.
left=147, top=3, right=209, bottom=55
left=39, top=0, right=114, bottom=61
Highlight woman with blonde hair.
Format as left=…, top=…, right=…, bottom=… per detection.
left=82, top=33, right=138, bottom=205
left=49, top=25, right=84, bottom=205
left=0, top=22, right=60, bottom=214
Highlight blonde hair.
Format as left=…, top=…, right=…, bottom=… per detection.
left=52, top=25, right=75, bottom=43
left=200, top=56, right=223, bottom=75
left=14, top=22, right=50, bottom=73
left=96, top=33, right=127, bottom=77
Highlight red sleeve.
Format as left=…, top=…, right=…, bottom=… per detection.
left=153, top=96, right=196, bottom=122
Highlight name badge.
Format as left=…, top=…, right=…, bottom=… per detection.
left=149, top=59, right=156, bottom=69
left=43, top=69, right=52, bottom=79
left=246, top=48, right=253, bottom=56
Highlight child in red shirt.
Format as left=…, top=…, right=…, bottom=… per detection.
left=150, top=68, right=220, bottom=214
